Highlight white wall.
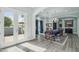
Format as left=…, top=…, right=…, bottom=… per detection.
left=0, top=9, right=5, bottom=48
left=31, top=15, right=36, bottom=39
left=26, top=13, right=36, bottom=40
left=77, top=17, right=79, bottom=37
left=43, top=19, right=46, bottom=32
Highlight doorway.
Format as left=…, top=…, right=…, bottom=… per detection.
left=40, top=20, right=43, bottom=33
left=35, top=20, right=44, bottom=36
left=53, top=22, right=57, bottom=30
left=65, top=20, right=73, bottom=34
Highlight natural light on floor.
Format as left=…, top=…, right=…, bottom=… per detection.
left=21, top=43, right=47, bottom=52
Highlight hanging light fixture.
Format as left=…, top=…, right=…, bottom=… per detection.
left=54, top=18, right=59, bottom=22
left=52, top=10, right=59, bottom=23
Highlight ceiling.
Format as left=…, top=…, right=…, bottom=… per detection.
left=37, top=7, right=79, bottom=18
left=12, top=7, right=43, bottom=14
left=3, top=7, right=79, bottom=18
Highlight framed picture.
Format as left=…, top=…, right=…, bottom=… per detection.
left=46, top=23, right=52, bottom=27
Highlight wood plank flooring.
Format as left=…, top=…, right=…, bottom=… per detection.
left=64, top=34, right=79, bottom=52
left=1, top=34, right=79, bottom=52
left=18, top=34, right=79, bottom=52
